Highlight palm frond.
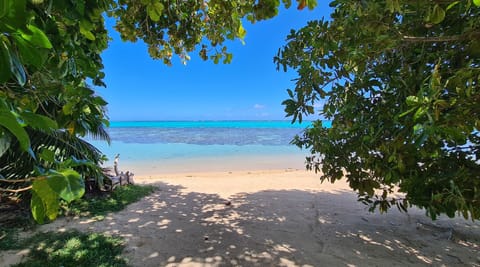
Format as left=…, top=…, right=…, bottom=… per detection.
left=0, top=128, right=108, bottom=190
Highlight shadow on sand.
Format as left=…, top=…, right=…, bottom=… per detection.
left=42, top=182, right=480, bottom=266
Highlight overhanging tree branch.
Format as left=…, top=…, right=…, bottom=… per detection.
left=402, top=35, right=463, bottom=42
left=401, top=30, right=480, bottom=43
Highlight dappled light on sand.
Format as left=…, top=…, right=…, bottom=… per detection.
left=39, top=170, right=480, bottom=266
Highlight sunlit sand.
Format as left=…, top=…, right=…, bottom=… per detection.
left=31, top=160, right=480, bottom=267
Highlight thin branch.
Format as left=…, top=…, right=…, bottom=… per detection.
left=402, top=35, right=463, bottom=43
left=0, top=186, right=32, bottom=193
left=0, top=177, right=41, bottom=183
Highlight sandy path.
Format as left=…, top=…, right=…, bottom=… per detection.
left=9, top=170, right=480, bottom=266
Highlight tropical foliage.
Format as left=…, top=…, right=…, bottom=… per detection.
left=276, top=0, right=480, bottom=220
left=4, top=230, right=127, bottom=267
left=0, top=0, right=316, bottom=223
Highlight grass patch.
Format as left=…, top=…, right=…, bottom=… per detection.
left=0, top=213, right=37, bottom=250
left=1, top=184, right=155, bottom=266
left=0, top=227, right=23, bottom=250
left=11, top=230, right=128, bottom=267
left=66, top=184, right=156, bottom=217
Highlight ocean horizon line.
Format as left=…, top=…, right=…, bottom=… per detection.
left=107, top=120, right=323, bottom=129
left=108, top=119, right=311, bottom=123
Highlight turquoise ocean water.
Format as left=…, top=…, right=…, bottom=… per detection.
left=87, top=121, right=317, bottom=174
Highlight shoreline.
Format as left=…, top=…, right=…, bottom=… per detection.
left=114, top=152, right=310, bottom=178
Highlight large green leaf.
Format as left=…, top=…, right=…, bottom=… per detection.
left=12, top=33, right=45, bottom=67
left=30, top=190, right=46, bottom=224
left=47, top=169, right=85, bottom=203
left=79, top=20, right=96, bottom=40
left=0, top=0, right=9, bottom=19
left=62, top=101, right=75, bottom=115
left=429, top=4, right=446, bottom=24
left=0, top=100, right=30, bottom=151
left=147, top=2, right=164, bottom=22
left=31, top=178, right=60, bottom=223
left=1, top=0, right=27, bottom=31
left=19, top=24, right=52, bottom=49
left=0, top=36, right=26, bottom=85
left=21, top=112, right=58, bottom=132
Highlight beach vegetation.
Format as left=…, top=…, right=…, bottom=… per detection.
left=4, top=230, right=127, bottom=267
left=64, top=184, right=156, bottom=218
left=0, top=0, right=315, bottom=223
left=276, top=0, right=480, bottom=220
left=1, top=184, right=154, bottom=265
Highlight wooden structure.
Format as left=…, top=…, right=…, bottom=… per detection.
left=103, top=154, right=134, bottom=191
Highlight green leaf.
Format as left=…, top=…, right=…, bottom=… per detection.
left=9, top=47, right=26, bottom=85
left=79, top=20, right=96, bottom=40
left=147, top=2, right=164, bottom=22
left=413, top=107, right=426, bottom=121
left=80, top=28, right=96, bottom=41
left=12, top=33, right=45, bottom=67
left=386, top=0, right=400, bottom=13
left=2, top=0, right=27, bottom=30
left=21, top=112, right=58, bottom=131
left=0, top=36, right=26, bottom=85
left=446, top=1, right=460, bottom=11
left=93, top=96, right=108, bottom=106
left=47, top=169, right=84, bottom=203
left=306, top=105, right=314, bottom=114
left=62, top=101, right=75, bottom=115
left=0, top=0, right=9, bottom=19
left=30, top=190, right=46, bottom=224
left=223, top=53, right=233, bottom=64
left=398, top=106, right=417, bottom=118
left=19, top=24, right=53, bottom=49
left=237, top=24, right=246, bottom=39
left=430, top=4, right=446, bottom=24
left=306, top=0, right=317, bottom=9
left=474, top=0, right=480, bottom=7
left=0, top=100, right=30, bottom=151
left=405, top=96, right=419, bottom=106
left=32, top=178, right=60, bottom=223
left=39, top=147, right=55, bottom=162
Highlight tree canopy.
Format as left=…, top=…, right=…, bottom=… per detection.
left=275, top=0, right=480, bottom=220
left=0, top=0, right=317, bottom=223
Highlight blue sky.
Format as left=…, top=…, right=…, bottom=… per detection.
left=96, top=3, right=330, bottom=121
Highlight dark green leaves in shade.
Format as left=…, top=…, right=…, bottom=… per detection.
left=31, top=170, right=84, bottom=224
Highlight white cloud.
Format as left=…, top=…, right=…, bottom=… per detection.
left=253, top=104, right=265, bottom=109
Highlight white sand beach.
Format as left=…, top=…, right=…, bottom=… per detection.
left=27, top=167, right=480, bottom=267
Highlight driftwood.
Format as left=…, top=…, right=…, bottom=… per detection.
left=103, top=154, right=134, bottom=191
